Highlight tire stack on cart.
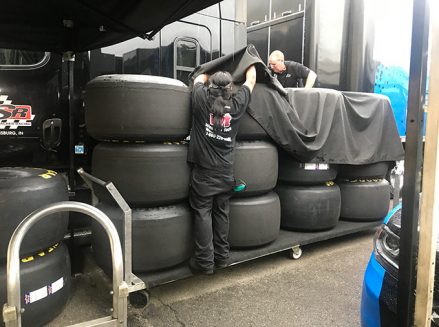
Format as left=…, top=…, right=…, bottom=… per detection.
left=275, top=151, right=341, bottom=231
left=336, top=162, right=391, bottom=221
left=0, top=168, right=71, bottom=327
left=86, top=75, right=194, bottom=274
left=228, top=114, right=281, bottom=248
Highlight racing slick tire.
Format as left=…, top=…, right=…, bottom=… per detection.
left=92, top=203, right=192, bottom=273
left=0, top=243, right=71, bottom=327
left=0, top=168, right=69, bottom=261
left=92, top=142, right=190, bottom=207
left=85, top=75, right=191, bottom=141
left=339, top=179, right=390, bottom=221
left=233, top=141, right=278, bottom=197
left=228, top=192, right=281, bottom=248
left=276, top=183, right=341, bottom=231
left=278, top=150, right=338, bottom=185
left=337, top=162, right=392, bottom=180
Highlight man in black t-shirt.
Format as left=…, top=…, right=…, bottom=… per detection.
left=268, top=50, right=317, bottom=88
left=187, top=66, right=256, bottom=275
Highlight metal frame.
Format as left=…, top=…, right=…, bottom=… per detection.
left=0, top=51, right=50, bottom=70
left=66, top=52, right=76, bottom=190
left=77, top=168, right=146, bottom=293
left=77, top=171, right=379, bottom=294
left=2, top=201, right=128, bottom=327
left=139, top=220, right=381, bottom=289
left=173, top=36, right=201, bottom=81
left=247, top=11, right=305, bottom=64
left=397, top=0, right=430, bottom=324
left=2, top=169, right=147, bottom=326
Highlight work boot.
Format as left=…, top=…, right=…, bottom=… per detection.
left=214, top=259, right=228, bottom=269
left=188, top=258, right=214, bottom=275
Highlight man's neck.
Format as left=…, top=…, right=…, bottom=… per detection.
left=277, top=68, right=286, bottom=75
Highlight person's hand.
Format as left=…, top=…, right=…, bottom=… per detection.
left=244, top=65, right=257, bottom=92
left=194, top=73, right=209, bottom=85
left=246, top=65, right=256, bottom=77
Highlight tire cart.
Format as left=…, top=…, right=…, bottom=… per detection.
left=2, top=201, right=129, bottom=326
left=79, top=168, right=382, bottom=307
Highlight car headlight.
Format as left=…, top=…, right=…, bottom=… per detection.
left=374, top=207, right=401, bottom=277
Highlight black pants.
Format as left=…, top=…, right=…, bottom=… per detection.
left=189, top=165, right=234, bottom=270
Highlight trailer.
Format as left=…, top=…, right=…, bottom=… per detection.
left=0, top=1, right=402, bottom=326
left=247, top=0, right=425, bottom=141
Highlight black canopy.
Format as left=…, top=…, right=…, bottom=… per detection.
left=0, top=0, right=222, bottom=53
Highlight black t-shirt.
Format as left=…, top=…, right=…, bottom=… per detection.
left=272, top=61, right=310, bottom=88
left=188, top=83, right=251, bottom=170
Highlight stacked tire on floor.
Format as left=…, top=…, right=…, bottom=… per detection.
left=336, top=162, right=392, bottom=221
left=275, top=150, right=341, bottom=231
left=0, top=168, right=71, bottom=327
left=229, top=115, right=281, bottom=248
left=86, top=75, right=193, bottom=274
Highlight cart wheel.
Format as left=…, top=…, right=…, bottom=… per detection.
left=129, top=290, right=151, bottom=308
left=289, top=246, right=302, bottom=260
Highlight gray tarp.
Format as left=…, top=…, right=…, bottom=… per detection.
left=191, top=45, right=405, bottom=164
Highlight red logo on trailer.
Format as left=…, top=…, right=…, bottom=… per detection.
left=0, top=96, right=35, bottom=131
left=0, top=104, right=32, bottom=120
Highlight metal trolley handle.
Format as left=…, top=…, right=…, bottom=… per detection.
left=2, top=202, right=128, bottom=327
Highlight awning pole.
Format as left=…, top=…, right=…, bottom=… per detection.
left=414, top=4, right=439, bottom=326
left=397, top=0, right=430, bottom=325
left=64, top=52, right=76, bottom=191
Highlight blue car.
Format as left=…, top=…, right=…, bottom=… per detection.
left=361, top=203, right=439, bottom=326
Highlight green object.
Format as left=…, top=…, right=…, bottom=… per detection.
left=233, top=179, right=246, bottom=192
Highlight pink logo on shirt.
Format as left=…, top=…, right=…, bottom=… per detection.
left=209, top=113, right=232, bottom=128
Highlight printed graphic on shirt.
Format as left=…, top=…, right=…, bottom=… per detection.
left=209, top=113, right=232, bottom=128
left=205, top=112, right=233, bottom=142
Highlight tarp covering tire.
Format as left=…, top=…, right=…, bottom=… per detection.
left=191, top=45, right=405, bottom=164
left=237, top=112, right=270, bottom=141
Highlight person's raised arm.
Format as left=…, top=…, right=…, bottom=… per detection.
left=304, top=69, right=317, bottom=88
left=243, top=65, right=257, bottom=93
left=194, top=73, right=209, bottom=85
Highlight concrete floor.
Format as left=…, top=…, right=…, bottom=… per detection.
left=48, top=228, right=377, bottom=327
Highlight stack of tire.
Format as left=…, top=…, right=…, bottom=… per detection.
left=275, top=150, right=341, bottom=231
left=86, top=75, right=193, bottom=274
left=228, top=114, right=281, bottom=248
left=336, top=162, right=392, bottom=221
left=0, top=168, right=71, bottom=327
